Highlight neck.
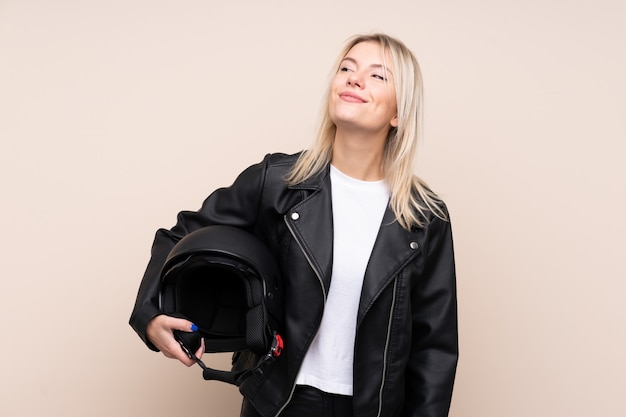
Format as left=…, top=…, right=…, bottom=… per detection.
left=331, top=129, right=386, bottom=181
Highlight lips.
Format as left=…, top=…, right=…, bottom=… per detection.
left=339, top=91, right=367, bottom=103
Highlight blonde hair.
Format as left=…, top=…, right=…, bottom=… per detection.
left=286, top=33, right=447, bottom=229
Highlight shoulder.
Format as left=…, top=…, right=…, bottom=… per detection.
left=265, top=152, right=302, bottom=168
left=235, top=152, right=302, bottom=181
left=257, top=152, right=303, bottom=181
left=226, top=152, right=305, bottom=196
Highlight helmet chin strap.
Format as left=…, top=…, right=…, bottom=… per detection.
left=174, top=328, right=284, bottom=386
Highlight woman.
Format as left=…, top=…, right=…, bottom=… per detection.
left=130, top=33, right=458, bottom=417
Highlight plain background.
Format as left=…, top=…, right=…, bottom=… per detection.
left=1, top=0, right=624, bottom=416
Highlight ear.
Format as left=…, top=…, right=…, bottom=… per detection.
left=390, top=115, right=398, bottom=128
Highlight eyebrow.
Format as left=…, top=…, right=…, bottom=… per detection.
left=341, top=57, right=394, bottom=76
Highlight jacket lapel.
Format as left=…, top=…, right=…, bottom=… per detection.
left=357, top=208, right=422, bottom=326
left=284, top=169, right=334, bottom=294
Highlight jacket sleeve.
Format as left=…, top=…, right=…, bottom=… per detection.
left=405, top=213, right=459, bottom=417
left=128, top=154, right=271, bottom=351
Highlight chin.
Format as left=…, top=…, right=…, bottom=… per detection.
left=329, top=109, right=361, bottom=127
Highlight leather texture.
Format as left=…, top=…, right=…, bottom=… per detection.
left=130, top=152, right=458, bottom=417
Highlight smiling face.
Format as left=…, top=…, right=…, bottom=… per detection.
left=328, top=41, right=398, bottom=138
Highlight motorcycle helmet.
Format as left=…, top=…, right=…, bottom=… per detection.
left=159, top=225, right=284, bottom=385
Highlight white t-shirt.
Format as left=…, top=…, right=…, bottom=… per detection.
left=294, top=164, right=390, bottom=395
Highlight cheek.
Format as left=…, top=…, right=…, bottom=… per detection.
left=378, top=90, right=397, bottom=115
left=330, top=73, right=345, bottom=88
left=385, top=87, right=398, bottom=114
left=328, top=78, right=342, bottom=102
left=326, top=95, right=340, bottom=123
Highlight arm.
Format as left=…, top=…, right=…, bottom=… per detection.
left=129, top=154, right=270, bottom=351
left=405, top=214, right=459, bottom=417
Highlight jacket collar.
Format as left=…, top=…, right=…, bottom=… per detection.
left=287, top=164, right=330, bottom=191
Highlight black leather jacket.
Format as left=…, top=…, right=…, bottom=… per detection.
left=130, top=152, right=458, bottom=417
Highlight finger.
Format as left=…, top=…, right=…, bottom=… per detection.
left=166, top=316, right=198, bottom=333
left=194, top=338, right=205, bottom=358
left=163, top=339, right=197, bottom=366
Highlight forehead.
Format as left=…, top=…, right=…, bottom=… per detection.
left=345, top=40, right=381, bottom=55
left=342, top=41, right=392, bottom=69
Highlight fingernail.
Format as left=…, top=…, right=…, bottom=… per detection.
left=191, top=323, right=198, bottom=332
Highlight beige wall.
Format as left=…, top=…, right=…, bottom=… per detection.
left=1, top=0, right=624, bottom=416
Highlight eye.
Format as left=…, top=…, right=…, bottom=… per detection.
left=339, top=66, right=352, bottom=72
left=372, top=73, right=387, bottom=81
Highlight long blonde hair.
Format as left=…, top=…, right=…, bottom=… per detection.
left=286, top=33, right=447, bottom=229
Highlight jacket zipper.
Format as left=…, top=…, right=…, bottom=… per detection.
left=275, top=215, right=328, bottom=416
left=376, top=278, right=398, bottom=417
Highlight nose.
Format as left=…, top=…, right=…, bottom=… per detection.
left=347, top=71, right=363, bottom=88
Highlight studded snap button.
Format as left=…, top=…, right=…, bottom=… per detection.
left=409, top=241, right=419, bottom=250
left=291, top=212, right=300, bottom=220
